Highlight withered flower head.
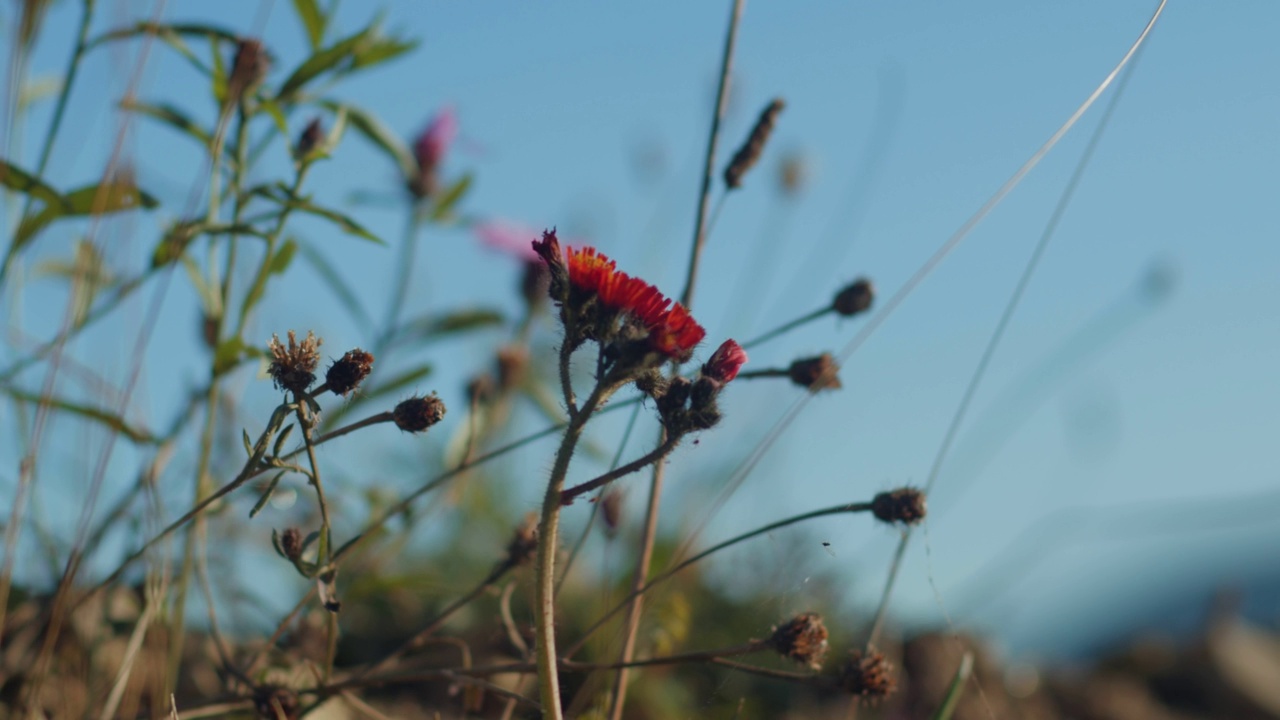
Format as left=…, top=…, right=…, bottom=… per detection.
left=326, top=348, right=374, bottom=397
left=769, top=613, right=829, bottom=670
left=871, top=487, right=927, bottom=526
left=789, top=353, right=842, bottom=392
left=268, top=330, right=322, bottom=394
left=839, top=648, right=896, bottom=702
left=505, top=513, right=539, bottom=568
left=280, top=527, right=303, bottom=561
left=724, top=98, right=786, bottom=189
left=601, top=490, right=623, bottom=538
left=496, top=344, right=528, bottom=392
left=833, top=278, right=875, bottom=317
left=393, top=393, right=446, bottom=433
left=254, top=685, right=299, bottom=720
left=703, top=339, right=747, bottom=384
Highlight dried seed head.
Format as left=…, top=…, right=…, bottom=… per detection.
left=253, top=685, right=299, bottom=719
left=832, top=278, right=875, bottom=317
left=600, top=490, right=623, bottom=538
left=228, top=38, right=270, bottom=105
left=872, top=487, right=927, bottom=526
left=326, top=348, right=374, bottom=397
left=703, top=339, right=748, bottom=384
left=505, top=513, right=539, bottom=567
left=496, top=345, right=528, bottom=392
left=393, top=393, right=446, bottom=433
left=295, top=117, right=325, bottom=160
left=778, top=151, right=811, bottom=197
left=521, top=259, right=551, bottom=309
left=724, top=98, right=785, bottom=189
left=268, top=330, right=322, bottom=394
left=839, top=649, right=896, bottom=702
left=789, top=353, right=842, bottom=392
left=467, top=373, right=496, bottom=405
left=280, top=527, right=303, bottom=561
left=769, top=613, right=829, bottom=670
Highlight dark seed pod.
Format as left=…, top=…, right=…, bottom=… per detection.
left=724, top=98, right=785, bottom=189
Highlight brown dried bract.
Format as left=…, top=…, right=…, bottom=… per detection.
left=393, top=393, right=447, bottom=433
left=839, top=648, right=896, bottom=703
left=789, top=353, right=842, bottom=392
left=769, top=613, right=829, bottom=670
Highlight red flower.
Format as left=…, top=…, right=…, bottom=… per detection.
left=703, top=339, right=747, bottom=383
left=564, top=245, right=706, bottom=358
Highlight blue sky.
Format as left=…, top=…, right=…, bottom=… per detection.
left=5, top=1, right=1279, bottom=656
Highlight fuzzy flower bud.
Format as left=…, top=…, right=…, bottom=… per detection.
left=703, top=339, right=747, bottom=384
left=267, top=330, right=322, bottom=395
left=228, top=38, right=269, bottom=106
left=294, top=117, right=324, bottom=161
left=408, top=106, right=457, bottom=199
left=279, top=527, right=303, bottom=561
left=393, top=393, right=446, bottom=433
left=326, top=349, right=374, bottom=397
left=789, top=353, right=842, bottom=392
left=532, top=229, right=568, bottom=301
left=871, top=487, right=927, bottom=526
left=833, top=278, right=875, bottom=317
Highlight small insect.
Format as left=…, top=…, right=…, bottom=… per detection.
left=822, top=541, right=836, bottom=558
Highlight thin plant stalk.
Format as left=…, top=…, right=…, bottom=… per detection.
left=864, top=35, right=1149, bottom=651
left=608, top=2, right=745, bottom=717
left=533, top=380, right=619, bottom=719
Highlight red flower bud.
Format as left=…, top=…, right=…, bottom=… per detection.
left=703, top=339, right=747, bottom=384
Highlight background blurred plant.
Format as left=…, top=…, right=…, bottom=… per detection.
left=4, top=1, right=1280, bottom=719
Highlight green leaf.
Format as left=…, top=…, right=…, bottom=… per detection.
left=254, top=184, right=383, bottom=244
left=930, top=652, right=974, bottom=720
left=323, top=102, right=415, bottom=181
left=213, top=336, right=248, bottom=376
left=2, top=387, right=157, bottom=444
left=395, top=308, right=504, bottom=347
left=0, top=159, right=64, bottom=206
left=351, top=36, right=417, bottom=69
left=270, top=239, right=298, bottom=276
left=273, top=423, right=295, bottom=457
left=296, top=241, right=372, bottom=327
left=428, top=173, right=472, bottom=223
left=259, top=98, right=290, bottom=138
left=14, top=178, right=159, bottom=249
left=291, top=0, right=327, bottom=50
left=120, top=98, right=213, bottom=149
left=243, top=428, right=253, bottom=456
left=249, top=471, right=286, bottom=518
left=210, top=34, right=228, bottom=107
left=276, top=27, right=371, bottom=102
left=88, top=22, right=237, bottom=78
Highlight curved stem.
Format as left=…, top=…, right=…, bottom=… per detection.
left=533, top=381, right=616, bottom=719
left=564, top=500, right=873, bottom=660
left=559, top=433, right=679, bottom=505
left=741, top=306, right=831, bottom=350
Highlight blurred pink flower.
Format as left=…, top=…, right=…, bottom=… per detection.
left=474, top=220, right=542, bottom=262
left=413, top=105, right=458, bottom=172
